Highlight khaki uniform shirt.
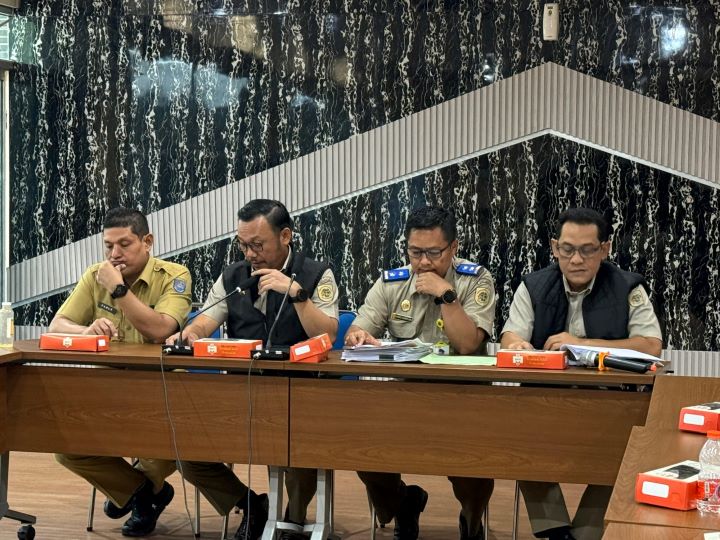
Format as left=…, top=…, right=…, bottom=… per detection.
left=57, top=257, right=192, bottom=344
left=202, top=249, right=340, bottom=323
left=501, top=276, right=662, bottom=342
left=353, top=258, right=496, bottom=346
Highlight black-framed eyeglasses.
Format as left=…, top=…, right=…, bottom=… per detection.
left=237, top=240, right=265, bottom=253
left=554, top=241, right=605, bottom=259
left=407, top=243, right=451, bottom=261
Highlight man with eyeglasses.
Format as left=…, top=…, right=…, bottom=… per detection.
left=500, top=207, right=662, bottom=540
left=49, top=207, right=191, bottom=537
left=344, top=206, right=496, bottom=540
left=167, top=198, right=339, bottom=540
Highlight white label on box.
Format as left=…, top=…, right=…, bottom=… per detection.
left=62, top=337, right=73, bottom=348
left=294, top=345, right=311, bottom=356
left=98, top=339, right=106, bottom=347
left=703, top=533, right=720, bottom=540
left=641, top=481, right=670, bottom=498
left=684, top=412, right=707, bottom=426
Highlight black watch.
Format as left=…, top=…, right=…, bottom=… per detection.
left=290, top=288, right=309, bottom=303
left=434, top=288, right=457, bottom=305
left=110, top=283, right=129, bottom=299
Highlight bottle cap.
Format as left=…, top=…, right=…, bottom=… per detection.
left=707, top=430, right=720, bottom=440
left=1, top=302, right=11, bottom=309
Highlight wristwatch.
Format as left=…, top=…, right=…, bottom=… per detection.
left=290, top=288, right=309, bottom=303
left=110, top=283, right=129, bottom=299
left=434, top=288, right=457, bottom=305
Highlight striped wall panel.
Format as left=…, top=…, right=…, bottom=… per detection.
left=8, top=62, right=720, bottom=305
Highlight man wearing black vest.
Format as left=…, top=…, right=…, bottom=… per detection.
left=500, top=208, right=662, bottom=540
left=167, top=199, right=339, bottom=540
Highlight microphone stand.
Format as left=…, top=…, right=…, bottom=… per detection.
left=162, top=286, right=247, bottom=355
left=253, top=273, right=296, bottom=361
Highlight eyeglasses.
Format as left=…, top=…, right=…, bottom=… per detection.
left=407, top=243, right=451, bottom=261
left=554, top=241, right=605, bottom=259
left=237, top=240, right=264, bottom=253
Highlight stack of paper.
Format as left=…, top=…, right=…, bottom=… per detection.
left=342, top=339, right=432, bottom=362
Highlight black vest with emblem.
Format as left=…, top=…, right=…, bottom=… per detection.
left=523, top=261, right=648, bottom=350
left=222, top=251, right=329, bottom=346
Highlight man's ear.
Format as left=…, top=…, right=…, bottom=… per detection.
left=143, top=233, right=154, bottom=253
left=280, top=227, right=292, bottom=246
left=601, top=240, right=611, bottom=259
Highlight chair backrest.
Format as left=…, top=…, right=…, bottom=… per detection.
left=333, top=310, right=357, bottom=350
left=188, top=310, right=222, bottom=339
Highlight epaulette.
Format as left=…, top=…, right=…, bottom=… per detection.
left=455, top=263, right=482, bottom=276
left=382, top=267, right=411, bottom=282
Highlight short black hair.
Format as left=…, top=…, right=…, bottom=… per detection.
left=556, top=208, right=611, bottom=242
left=237, top=199, right=293, bottom=233
left=103, top=207, right=149, bottom=238
left=404, top=206, right=457, bottom=243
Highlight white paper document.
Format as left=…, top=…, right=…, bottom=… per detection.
left=561, top=344, right=662, bottom=366
left=342, top=339, right=432, bottom=362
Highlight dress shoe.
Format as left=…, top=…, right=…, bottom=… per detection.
left=104, top=497, right=132, bottom=519
left=544, top=526, right=576, bottom=540
left=393, top=484, right=428, bottom=540
left=121, top=481, right=174, bottom=537
left=458, top=512, right=484, bottom=539
left=234, top=492, right=269, bottom=540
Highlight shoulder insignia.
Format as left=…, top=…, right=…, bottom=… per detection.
left=382, top=268, right=410, bottom=282
left=456, top=263, right=482, bottom=276
left=629, top=288, right=645, bottom=307
left=317, top=283, right=335, bottom=302
left=173, top=278, right=187, bottom=293
left=474, top=287, right=491, bottom=307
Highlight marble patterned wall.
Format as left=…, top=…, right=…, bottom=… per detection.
left=8, top=1, right=720, bottom=350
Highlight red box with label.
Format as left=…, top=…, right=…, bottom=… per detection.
left=496, top=349, right=567, bottom=369
left=635, top=460, right=700, bottom=510
left=678, top=403, right=720, bottom=433
left=193, top=338, right=263, bottom=359
left=39, top=333, right=110, bottom=352
left=290, top=333, right=332, bottom=363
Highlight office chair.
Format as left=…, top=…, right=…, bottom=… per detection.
left=332, top=310, right=357, bottom=350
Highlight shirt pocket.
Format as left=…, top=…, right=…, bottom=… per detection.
left=387, top=318, right=418, bottom=340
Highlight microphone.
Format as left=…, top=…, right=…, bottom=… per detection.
left=162, top=275, right=258, bottom=355
left=253, top=273, right=296, bottom=361
left=570, top=350, right=653, bottom=373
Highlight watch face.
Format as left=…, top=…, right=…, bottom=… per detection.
left=442, top=289, right=457, bottom=303
left=295, top=288, right=309, bottom=302
left=111, top=284, right=128, bottom=299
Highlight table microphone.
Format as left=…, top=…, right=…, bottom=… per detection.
left=162, top=275, right=259, bottom=355
left=253, top=273, right=296, bottom=361
left=571, top=350, right=653, bottom=373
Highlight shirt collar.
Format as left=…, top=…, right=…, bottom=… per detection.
left=562, top=274, right=595, bottom=297
left=133, top=256, right=156, bottom=287
left=281, top=247, right=292, bottom=272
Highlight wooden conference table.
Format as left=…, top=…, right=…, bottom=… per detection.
left=0, top=340, right=658, bottom=537
left=603, top=376, right=720, bottom=538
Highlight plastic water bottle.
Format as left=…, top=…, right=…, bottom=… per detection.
left=0, top=302, right=14, bottom=348
left=697, top=430, right=720, bottom=513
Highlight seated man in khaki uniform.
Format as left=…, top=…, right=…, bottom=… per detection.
left=49, top=207, right=191, bottom=537
left=344, top=206, right=496, bottom=540
left=500, top=208, right=662, bottom=540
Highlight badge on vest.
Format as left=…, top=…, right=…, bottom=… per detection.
left=173, top=279, right=187, bottom=293
left=456, top=263, right=481, bottom=276
left=317, top=283, right=335, bottom=302
left=475, top=287, right=491, bottom=307
left=390, top=312, right=413, bottom=322
left=98, top=302, right=117, bottom=314
left=383, top=268, right=410, bottom=282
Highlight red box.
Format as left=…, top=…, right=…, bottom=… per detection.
left=635, top=460, right=700, bottom=510
left=679, top=403, right=720, bottom=433
left=290, top=333, right=332, bottom=363
left=193, top=338, right=262, bottom=359
left=39, top=333, right=110, bottom=352
left=496, top=349, right=567, bottom=369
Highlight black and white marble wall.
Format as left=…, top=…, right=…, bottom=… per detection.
left=8, top=1, right=720, bottom=350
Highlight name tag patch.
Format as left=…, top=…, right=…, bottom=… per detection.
left=98, top=302, right=117, bottom=314
left=173, top=279, right=187, bottom=293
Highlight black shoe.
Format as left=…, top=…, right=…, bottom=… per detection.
left=121, top=481, right=174, bottom=537
left=459, top=512, right=484, bottom=540
left=542, top=526, right=576, bottom=540
left=233, top=492, right=269, bottom=540
left=393, top=485, right=428, bottom=540
left=278, top=531, right=308, bottom=540
left=104, top=497, right=132, bottom=519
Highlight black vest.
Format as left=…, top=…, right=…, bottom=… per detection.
left=222, top=251, right=329, bottom=346
left=523, top=261, right=648, bottom=350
